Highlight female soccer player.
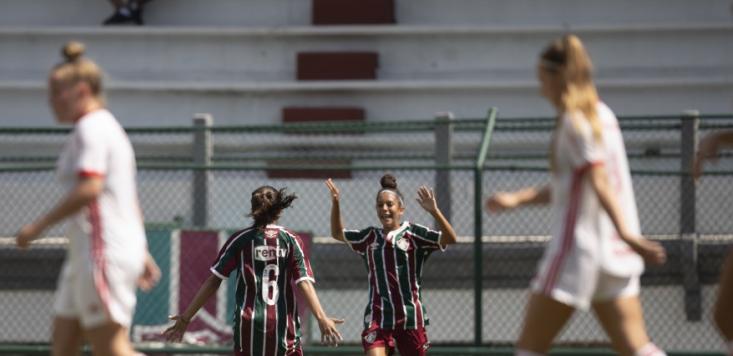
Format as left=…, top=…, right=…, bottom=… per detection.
left=164, top=186, right=343, bottom=355
left=15, top=41, right=160, bottom=356
left=693, top=130, right=733, bottom=355
left=485, top=34, right=667, bottom=356
left=325, top=174, right=458, bottom=356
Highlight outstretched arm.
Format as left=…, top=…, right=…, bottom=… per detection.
left=297, top=281, right=343, bottom=346
left=325, top=179, right=346, bottom=242
left=163, top=274, right=222, bottom=342
left=693, top=130, right=733, bottom=180
left=485, top=184, right=551, bottom=214
left=416, top=185, right=457, bottom=246
left=16, top=176, right=103, bottom=248
left=588, top=164, right=666, bottom=265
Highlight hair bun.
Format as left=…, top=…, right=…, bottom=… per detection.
left=61, top=41, right=85, bottom=63
left=380, top=174, right=397, bottom=189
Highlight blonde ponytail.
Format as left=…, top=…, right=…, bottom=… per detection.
left=561, top=35, right=601, bottom=141
left=540, top=34, right=602, bottom=172
left=51, top=41, right=105, bottom=103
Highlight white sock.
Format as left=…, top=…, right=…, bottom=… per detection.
left=118, top=6, right=131, bottom=16
left=634, top=342, right=666, bottom=356
left=515, top=349, right=544, bottom=356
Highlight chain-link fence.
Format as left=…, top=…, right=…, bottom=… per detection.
left=1, top=112, right=731, bottom=354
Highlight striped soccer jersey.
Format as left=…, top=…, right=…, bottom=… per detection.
left=210, top=224, right=314, bottom=356
left=343, top=221, right=444, bottom=330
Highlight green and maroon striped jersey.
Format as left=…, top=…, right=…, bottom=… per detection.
left=210, top=224, right=314, bottom=356
left=343, top=221, right=444, bottom=330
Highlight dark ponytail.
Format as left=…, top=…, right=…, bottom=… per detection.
left=249, top=186, right=297, bottom=228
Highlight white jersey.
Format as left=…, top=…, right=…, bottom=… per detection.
left=56, top=109, right=146, bottom=270
left=541, top=102, right=643, bottom=294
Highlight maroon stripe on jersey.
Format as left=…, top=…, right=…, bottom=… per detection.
left=366, top=243, right=383, bottom=328
left=407, top=239, right=423, bottom=327
left=385, top=240, right=407, bottom=328
left=216, top=229, right=254, bottom=276
left=284, top=267, right=296, bottom=353
left=88, top=200, right=111, bottom=316
left=264, top=234, right=278, bottom=356
left=240, top=241, right=256, bottom=354
left=543, top=165, right=587, bottom=295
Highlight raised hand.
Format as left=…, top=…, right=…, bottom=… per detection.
left=318, top=317, right=344, bottom=347
left=416, top=185, right=438, bottom=214
left=163, top=315, right=190, bottom=343
left=325, top=179, right=340, bottom=202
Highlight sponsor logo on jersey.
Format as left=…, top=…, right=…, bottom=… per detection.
left=255, top=245, right=287, bottom=261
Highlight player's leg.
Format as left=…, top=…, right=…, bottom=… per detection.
left=592, top=296, right=664, bottom=356
left=84, top=322, right=136, bottom=356
left=363, top=325, right=393, bottom=356
left=52, top=316, right=84, bottom=356
left=366, top=346, right=390, bottom=356
left=515, top=292, right=575, bottom=354
left=714, top=250, right=733, bottom=345
left=591, top=274, right=664, bottom=356
left=393, top=327, right=430, bottom=356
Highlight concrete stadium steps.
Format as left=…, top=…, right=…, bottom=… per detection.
left=2, top=79, right=731, bottom=126
left=0, top=0, right=311, bottom=27
left=2, top=0, right=730, bottom=27
left=2, top=25, right=731, bottom=83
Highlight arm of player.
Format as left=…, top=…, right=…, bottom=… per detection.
left=588, top=164, right=666, bottom=265
left=416, top=185, right=457, bottom=246
left=485, top=184, right=551, bottom=213
left=693, top=130, right=733, bottom=180
left=137, top=252, right=161, bottom=292
left=16, top=175, right=104, bottom=248
left=325, top=179, right=346, bottom=242
left=163, top=274, right=223, bottom=342
left=296, top=280, right=343, bottom=346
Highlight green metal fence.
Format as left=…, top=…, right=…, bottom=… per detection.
left=0, top=110, right=731, bottom=355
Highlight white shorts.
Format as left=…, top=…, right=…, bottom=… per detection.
left=531, top=266, right=640, bottom=311
left=53, top=256, right=142, bottom=329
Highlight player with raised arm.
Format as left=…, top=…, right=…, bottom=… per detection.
left=325, top=174, right=457, bottom=356
left=164, top=185, right=342, bottom=356
left=486, top=35, right=667, bottom=356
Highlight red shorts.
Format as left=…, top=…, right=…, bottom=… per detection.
left=361, top=323, right=430, bottom=356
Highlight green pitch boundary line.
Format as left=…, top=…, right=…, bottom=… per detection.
left=0, top=345, right=725, bottom=355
